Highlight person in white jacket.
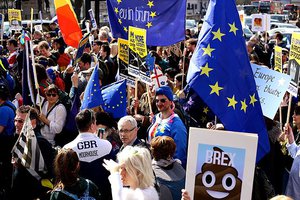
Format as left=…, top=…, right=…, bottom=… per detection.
left=103, top=146, right=159, bottom=200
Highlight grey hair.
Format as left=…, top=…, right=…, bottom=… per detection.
left=118, top=115, right=137, bottom=129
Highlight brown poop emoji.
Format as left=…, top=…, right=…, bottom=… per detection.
left=194, top=147, right=242, bottom=200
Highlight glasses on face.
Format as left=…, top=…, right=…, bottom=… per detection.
left=119, top=127, right=136, bottom=133
left=14, top=119, right=24, bottom=123
left=46, top=93, right=57, bottom=97
left=155, top=98, right=167, bottom=103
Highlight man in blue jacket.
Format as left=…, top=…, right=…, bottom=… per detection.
left=148, top=86, right=187, bottom=168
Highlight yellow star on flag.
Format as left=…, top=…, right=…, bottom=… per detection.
left=146, top=22, right=152, bottom=28
left=150, top=11, right=156, bottom=18
left=202, top=44, right=215, bottom=57
left=249, top=93, right=258, bottom=106
left=124, top=27, right=128, bottom=32
left=114, top=7, right=119, bottom=14
left=241, top=99, right=248, bottom=113
left=147, top=1, right=154, bottom=8
left=118, top=19, right=122, bottom=24
left=117, top=0, right=122, bottom=4
left=212, top=28, right=225, bottom=41
left=227, top=95, right=238, bottom=109
left=228, top=22, right=238, bottom=35
left=203, top=107, right=209, bottom=114
left=209, top=82, right=223, bottom=96
left=200, top=63, right=213, bottom=77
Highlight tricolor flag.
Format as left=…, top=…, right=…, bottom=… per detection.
left=54, top=0, right=82, bottom=48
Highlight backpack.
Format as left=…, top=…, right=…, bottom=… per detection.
left=55, top=179, right=96, bottom=200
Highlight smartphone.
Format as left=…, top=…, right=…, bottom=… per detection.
left=97, top=128, right=105, bottom=138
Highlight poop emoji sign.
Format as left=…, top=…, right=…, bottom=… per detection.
left=186, top=128, right=258, bottom=200
left=194, top=146, right=244, bottom=200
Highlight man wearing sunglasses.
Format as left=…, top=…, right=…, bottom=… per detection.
left=148, top=86, right=187, bottom=168
left=11, top=105, right=56, bottom=200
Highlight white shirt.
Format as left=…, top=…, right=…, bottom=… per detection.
left=64, top=132, right=112, bottom=163
left=40, top=101, right=67, bottom=146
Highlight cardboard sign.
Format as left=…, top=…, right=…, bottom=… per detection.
left=287, top=81, right=298, bottom=97
left=251, top=14, right=270, bottom=32
left=34, top=24, right=43, bottom=32
left=0, top=14, right=4, bottom=41
left=8, top=9, right=22, bottom=30
left=274, top=46, right=282, bottom=72
left=118, top=38, right=135, bottom=87
left=88, top=9, right=97, bottom=29
left=251, top=64, right=291, bottom=119
left=186, top=128, right=258, bottom=200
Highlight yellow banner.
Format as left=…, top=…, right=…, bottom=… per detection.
left=290, top=32, right=300, bottom=64
left=274, top=46, right=282, bottom=72
left=118, top=38, right=129, bottom=64
left=8, top=9, right=21, bottom=21
left=129, top=26, right=147, bottom=58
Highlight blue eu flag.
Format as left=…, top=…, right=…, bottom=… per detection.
left=186, top=0, right=270, bottom=161
left=81, top=64, right=103, bottom=110
left=102, top=80, right=127, bottom=119
left=106, top=0, right=186, bottom=46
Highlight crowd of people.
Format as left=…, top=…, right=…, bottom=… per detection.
left=0, top=16, right=299, bottom=200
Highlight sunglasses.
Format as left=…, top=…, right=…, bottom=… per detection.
left=46, top=93, right=57, bottom=97
left=155, top=98, right=167, bottom=103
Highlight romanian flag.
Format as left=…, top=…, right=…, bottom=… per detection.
left=54, top=0, right=82, bottom=48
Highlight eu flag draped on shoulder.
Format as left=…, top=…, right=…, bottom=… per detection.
left=101, top=80, right=127, bottom=119
left=81, top=64, right=103, bottom=110
left=186, top=0, right=270, bottom=162
left=106, top=0, right=186, bottom=46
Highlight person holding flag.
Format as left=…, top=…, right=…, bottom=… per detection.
left=11, top=105, right=56, bottom=200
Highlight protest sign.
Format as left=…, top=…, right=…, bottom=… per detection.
left=289, top=32, right=300, bottom=84
left=251, top=14, right=270, bottom=32
left=34, top=24, right=43, bottom=32
left=74, top=34, right=90, bottom=66
left=274, top=46, right=282, bottom=72
left=287, top=81, right=298, bottom=97
left=0, top=14, right=4, bottom=43
left=186, top=128, right=257, bottom=200
left=251, top=64, right=291, bottom=119
left=130, top=27, right=152, bottom=85
left=128, top=26, right=141, bottom=79
left=8, top=9, right=22, bottom=30
left=118, top=38, right=135, bottom=87
left=239, top=10, right=245, bottom=27
left=88, top=9, right=97, bottom=29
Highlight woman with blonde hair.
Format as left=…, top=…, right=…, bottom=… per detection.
left=103, top=146, right=159, bottom=200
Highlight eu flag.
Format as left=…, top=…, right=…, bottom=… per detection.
left=101, top=80, right=127, bottom=119
left=81, top=64, right=103, bottom=110
left=186, top=0, right=270, bottom=161
left=106, top=0, right=186, bottom=46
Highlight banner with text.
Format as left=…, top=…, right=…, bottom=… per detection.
left=186, top=128, right=257, bottom=200
left=251, top=63, right=291, bottom=119
left=274, top=46, right=282, bottom=72
left=8, top=9, right=22, bottom=30
left=118, top=38, right=135, bottom=87
left=289, top=32, right=300, bottom=84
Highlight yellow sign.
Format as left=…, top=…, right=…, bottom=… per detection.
left=8, top=9, right=21, bottom=21
left=290, top=32, right=300, bottom=64
left=118, top=38, right=129, bottom=64
left=274, top=46, right=282, bottom=72
left=129, top=26, right=147, bottom=58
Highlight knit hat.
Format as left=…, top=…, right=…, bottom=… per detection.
left=155, top=86, right=173, bottom=101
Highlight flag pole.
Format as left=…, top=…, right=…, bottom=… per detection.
left=146, top=84, right=153, bottom=115
left=134, top=79, right=138, bottom=115
left=29, top=40, right=42, bottom=112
